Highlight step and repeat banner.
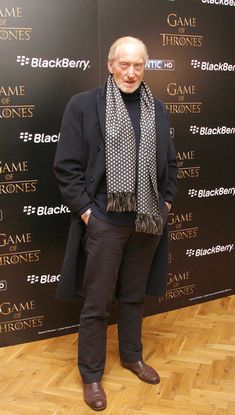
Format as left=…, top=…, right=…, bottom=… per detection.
left=0, top=0, right=234, bottom=347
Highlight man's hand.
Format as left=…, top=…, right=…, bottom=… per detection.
left=81, top=208, right=92, bottom=225
left=165, top=201, right=172, bottom=212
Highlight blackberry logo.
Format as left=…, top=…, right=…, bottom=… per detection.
left=23, top=204, right=70, bottom=216
left=201, top=0, right=235, bottom=6
left=23, top=206, right=36, bottom=215
left=189, top=125, right=235, bottom=135
left=191, top=59, right=201, bottom=69
left=186, top=244, right=234, bottom=257
left=20, top=132, right=33, bottom=142
left=188, top=187, right=235, bottom=198
left=27, top=275, right=39, bottom=284
left=188, top=189, right=198, bottom=198
left=190, top=58, right=235, bottom=72
left=16, top=56, right=90, bottom=70
left=27, top=274, right=60, bottom=284
left=16, top=55, right=30, bottom=66
left=190, top=126, right=200, bottom=134
left=186, top=249, right=195, bottom=257
left=19, top=131, right=60, bottom=143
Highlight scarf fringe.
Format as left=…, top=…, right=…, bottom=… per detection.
left=107, top=192, right=136, bottom=212
left=135, top=213, right=163, bottom=235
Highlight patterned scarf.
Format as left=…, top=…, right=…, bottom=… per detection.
left=105, top=75, right=163, bottom=235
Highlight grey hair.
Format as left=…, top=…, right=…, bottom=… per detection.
left=108, top=36, right=148, bottom=63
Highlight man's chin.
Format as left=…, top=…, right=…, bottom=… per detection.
left=120, top=83, right=139, bottom=94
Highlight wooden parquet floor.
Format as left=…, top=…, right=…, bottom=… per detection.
left=0, top=296, right=235, bottom=415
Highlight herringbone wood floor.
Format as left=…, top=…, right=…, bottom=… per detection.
left=0, top=296, right=235, bottom=415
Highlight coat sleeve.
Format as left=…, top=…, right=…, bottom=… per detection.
left=165, top=133, right=178, bottom=204
left=53, top=96, right=91, bottom=216
left=163, top=105, right=178, bottom=205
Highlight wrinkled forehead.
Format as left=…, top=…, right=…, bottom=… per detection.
left=113, top=42, right=145, bottom=62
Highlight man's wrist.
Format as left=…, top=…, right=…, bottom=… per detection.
left=81, top=208, right=92, bottom=222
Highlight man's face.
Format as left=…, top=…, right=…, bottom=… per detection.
left=108, top=41, right=145, bottom=93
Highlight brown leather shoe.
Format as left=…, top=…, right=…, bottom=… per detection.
left=121, top=360, right=160, bottom=384
left=83, top=382, right=107, bottom=411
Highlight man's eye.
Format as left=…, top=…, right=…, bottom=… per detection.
left=120, top=63, right=128, bottom=68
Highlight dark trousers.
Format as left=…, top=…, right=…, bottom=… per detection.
left=78, top=208, right=168, bottom=383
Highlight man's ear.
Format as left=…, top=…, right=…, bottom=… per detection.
left=107, top=59, right=113, bottom=74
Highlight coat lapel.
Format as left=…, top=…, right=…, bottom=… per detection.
left=96, top=86, right=106, bottom=141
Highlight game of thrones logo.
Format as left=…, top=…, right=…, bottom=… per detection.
left=168, top=212, right=198, bottom=241
left=165, top=82, right=202, bottom=114
left=0, top=232, right=41, bottom=266
left=160, top=13, right=203, bottom=47
left=0, top=7, right=32, bottom=40
left=158, top=270, right=196, bottom=303
left=0, top=300, right=44, bottom=334
left=0, top=86, right=35, bottom=119
left=177, top=150, right=201, bottom=179
left=0, top=160, right=38, bottom=194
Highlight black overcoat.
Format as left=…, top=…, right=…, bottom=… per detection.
left=53, top=85, right=178, bottom=300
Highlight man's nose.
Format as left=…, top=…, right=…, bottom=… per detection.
left=127, top=66, right=135, bottom=77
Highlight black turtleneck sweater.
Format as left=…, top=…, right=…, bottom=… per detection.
left=91, top=87, right=141, bottom=226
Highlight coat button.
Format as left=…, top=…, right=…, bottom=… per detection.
left=97, top=145, right=101, bottom=152
left=90, top=176, right=95, bottom=183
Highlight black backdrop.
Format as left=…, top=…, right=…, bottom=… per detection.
left=0, top=0, right=234, bottom=347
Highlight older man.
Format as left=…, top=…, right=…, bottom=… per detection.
left=54, top=36, right=177, bottom=411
